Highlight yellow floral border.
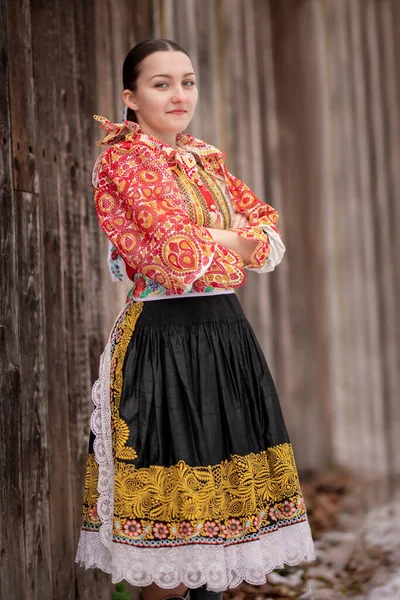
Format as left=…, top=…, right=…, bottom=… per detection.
left=110, top=300, right=144, bottom=460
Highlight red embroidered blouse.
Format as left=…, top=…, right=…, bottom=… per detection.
left=92, top=115, right=285, bottom=300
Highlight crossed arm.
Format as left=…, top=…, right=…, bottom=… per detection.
left=206, top=227, right=259, bottom=266
left=94, top=148, right=284, bottom=294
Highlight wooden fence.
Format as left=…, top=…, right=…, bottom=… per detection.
left=1, top=0, right=399, bottom=598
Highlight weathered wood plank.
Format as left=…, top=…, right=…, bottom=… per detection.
left=29, top=0, right=76, bottom=596
left=131, top=0, right=153, bottom=42
left=363, top=0, right=395, bottom=491
left=254, top=0, right=285, bottom=374
left=6, top=0, right=53, bottom=594
left=16, top=190, right=53, bottom=598
left=382, top=0, right=400, bottom=487
left=0, top=0, right=26, bottom=596
left=269, top=0, right=331, bottom=470
left=345, top=0, right=386, bottom=488
left=372, top=0, right=400, bottom=487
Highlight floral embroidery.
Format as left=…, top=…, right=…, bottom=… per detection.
left=123, top=519, right=142, bottom=538
left=81, top=453, right=101, bottom=531
left=88, top=506, right=99, bottom=522
left=227, top=518, right=243, bottom=536
left=153, top=523, right=169, bottom=539
left=107, top=493, right=306, bottom=547
left=204, top=521, right=219, bottom=537
left=109, top=300, right=143, bottom=461
left=268, top=498, right=304, bottom=522
left=281, top=500, right=297, bottom=517
left=179, top=521, right=194, bottom=537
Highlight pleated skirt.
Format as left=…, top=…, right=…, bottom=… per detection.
left=76, top=292, right=315, bottom=591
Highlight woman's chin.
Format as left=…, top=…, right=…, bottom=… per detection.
left=165, top=114, right=191, bottom=129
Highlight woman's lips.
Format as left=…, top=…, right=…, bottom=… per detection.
left=168, top=110, right=187, bottom=115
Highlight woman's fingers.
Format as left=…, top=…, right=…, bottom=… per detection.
left=231, top=212, right=249, bottom=228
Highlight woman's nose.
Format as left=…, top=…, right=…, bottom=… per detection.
left=171, top=87, right=187, bottom=102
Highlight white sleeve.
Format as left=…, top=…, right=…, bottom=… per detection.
left=244, top=225, right=286, bottom=273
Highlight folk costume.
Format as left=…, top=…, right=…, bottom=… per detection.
left=76, top=115, right=315, bottom=592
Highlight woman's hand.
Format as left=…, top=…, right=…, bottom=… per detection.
left=206, top=227, right=258, bottom=266
left=230, top=212, right=250, bottom=228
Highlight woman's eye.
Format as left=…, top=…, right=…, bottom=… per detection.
left=155, top=82, right=168, bottom=89
left=183, top=80, right=196, bottom=87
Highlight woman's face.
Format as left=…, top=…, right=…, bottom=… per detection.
left=123, top=51, right=198, bottom=145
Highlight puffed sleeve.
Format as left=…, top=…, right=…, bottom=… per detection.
left=93, top=147, right=246, bottom=295
left=223, top=168, right=286, bottom=273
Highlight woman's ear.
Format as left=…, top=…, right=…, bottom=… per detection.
left=122, top=89, right=138, bottom=112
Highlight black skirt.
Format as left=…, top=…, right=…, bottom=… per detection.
left=76, top=293, right=315, bottom=591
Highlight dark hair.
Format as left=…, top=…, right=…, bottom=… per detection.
left=123, top=39, right=191, bottom=122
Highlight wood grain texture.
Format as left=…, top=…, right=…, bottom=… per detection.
left=0, top=1, right=27, bottom=596
left=6, top=0, right=53, bottom=594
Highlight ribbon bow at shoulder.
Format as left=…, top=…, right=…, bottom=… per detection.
left=93, top=114, right=139, bottom=147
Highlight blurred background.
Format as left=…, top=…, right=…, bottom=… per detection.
left=1, top=0, right=400, bottom=598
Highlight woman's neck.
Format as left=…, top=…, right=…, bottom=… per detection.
left=137, top=121, right=178, bottom=148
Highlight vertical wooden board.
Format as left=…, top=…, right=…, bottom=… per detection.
left=158, top=0, right=176, bottom=41
left=268, top=0, right=312, bottom=464
left=131, top=0, right=153, bottom=41
left=268, top=0, right=331, bottom=470
left=343, top=0, right=386, bottom=483
left=381, top=0, right=400, bottom=484
left=253, top=0, right=286, bottom=376
left=95, top=0, right=115, bottom=119
left=6, top=0, right=54, bottom=594
left=224, top=0, right=251, bottom=180
left=242, top=0, right=264, bottom=197
left=362, top=0, right=395, bottom=487
left=15, top=191, right=53, bottom=598
left=373, top=0, right=400, bottom=486
left=318, top=0, right=360, bottom=475
left=54, top=0, right=91, bottom=541
left=75, top=0, right=107, bottom=382
left=213, top=0, right=231, bottom=156
left=29, top=0, right=76, bottom=597
left=193, top=0, right=218, bottom=144
left=356, top=0, right=389, bottom=482
left=109, top=0, right=133, bottom=120
left=0, top=3, right=26, bottom=596
left=332, top=0, right=368, bottom=473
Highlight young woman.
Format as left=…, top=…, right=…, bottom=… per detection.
left=76, top=39, right=315, bottom=600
